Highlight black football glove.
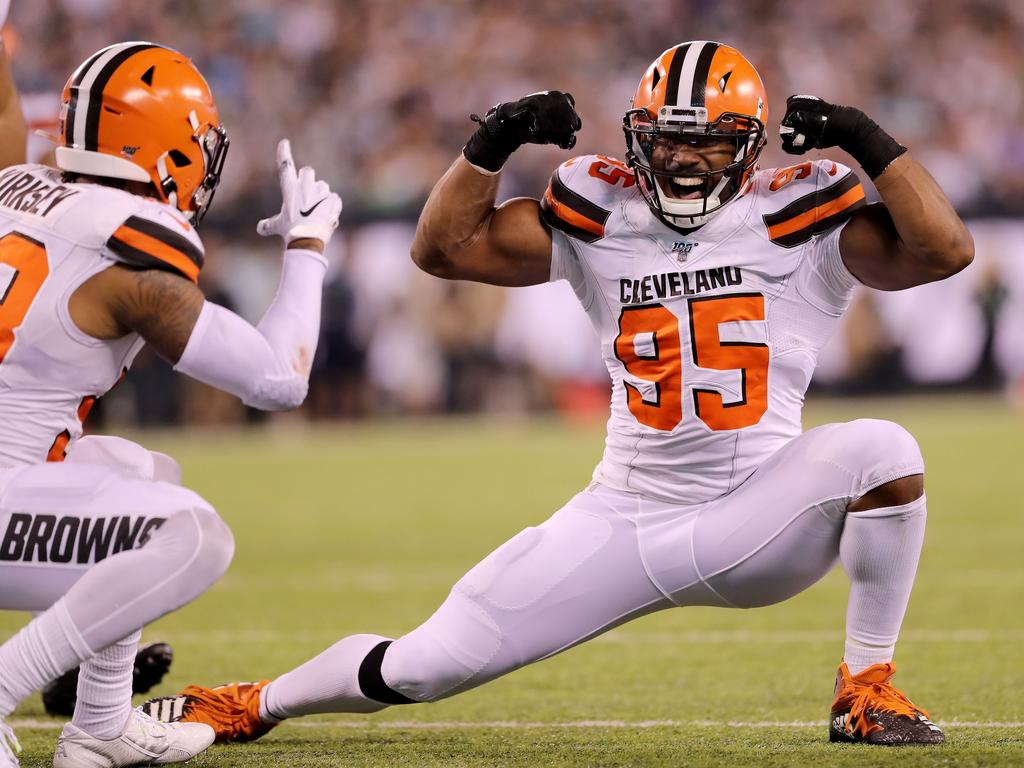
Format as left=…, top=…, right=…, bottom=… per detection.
left=779, top=95, right=905, bottom=179
left=463, top=91, right=581, bottom=173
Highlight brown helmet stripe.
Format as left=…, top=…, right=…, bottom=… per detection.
left=83, top=43, right=156, bottom=151
left=689, top=42, right=720, bottom=108
left=662, top=43, right=691, bottom=107
left=64, top=48, right=108, bottom=146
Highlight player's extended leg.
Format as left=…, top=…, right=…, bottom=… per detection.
left=643, top=418, right=938, bottom=745
left=144, top=486, right=674, bottom=740
left=0, top=459, right=233, bottom=765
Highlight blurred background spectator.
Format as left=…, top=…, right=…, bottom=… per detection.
left=7, top=0, right=1024, bottom=424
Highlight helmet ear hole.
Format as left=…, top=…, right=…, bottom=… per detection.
left=168, top=149, right=191, bottom=167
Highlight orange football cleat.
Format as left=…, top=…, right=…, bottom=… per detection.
left=140, top=680, right=277, bottom=744
left=829, top=662, right=944, bottom=745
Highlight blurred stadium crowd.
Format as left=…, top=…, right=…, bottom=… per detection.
left=7, top=0, right=1024, bottom=422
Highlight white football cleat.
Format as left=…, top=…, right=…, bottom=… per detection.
left=0, top=720, right=21, bottom=767
left=53, top=708, right=214, bottom=767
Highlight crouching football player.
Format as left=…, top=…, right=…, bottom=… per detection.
left=147, top=41, right=971, bottom=747
left=0, top=42, right=341, bottom=767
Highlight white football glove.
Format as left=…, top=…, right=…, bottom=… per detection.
left=257, top=138, right=342, bottom=247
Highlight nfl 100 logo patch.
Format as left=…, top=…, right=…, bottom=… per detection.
left=672, top=241, right=698, bottom=262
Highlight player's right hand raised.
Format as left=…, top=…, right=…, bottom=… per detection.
left=257, top=139, right=343, bottom=250
left=463, top=91, right=581, bottom=173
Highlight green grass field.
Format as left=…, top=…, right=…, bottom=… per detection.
left=5, top=395, right=1024, bottom=767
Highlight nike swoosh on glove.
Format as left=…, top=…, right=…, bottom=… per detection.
left=257, top=139, right=343, bottom=246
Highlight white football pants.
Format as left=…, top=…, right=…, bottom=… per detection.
left=381, top=418, right=925, bottom=702
left=0, top=436, right=233, bottom=644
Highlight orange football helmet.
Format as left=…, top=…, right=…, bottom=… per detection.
left=56, top=42, right=229, bottom=224
left=624, top=41, right=767, bottom=228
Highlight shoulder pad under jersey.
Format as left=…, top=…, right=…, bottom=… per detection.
left=539, top=154, right=637, bottom=243
left=103, top=196, right=204, bottom=283
left=755, top=159, right=866, bottom=248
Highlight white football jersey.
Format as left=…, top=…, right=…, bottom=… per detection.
left=543, top=155, right=866, bottom=503
left=0, top=164, right=204, bottom=467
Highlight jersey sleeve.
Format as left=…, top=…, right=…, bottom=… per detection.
left=797, top=220, right=860, bottom=314
left=761, top=160, right=866, bottom=249
left=775, top=161, right=864, bottom=314
left=548, top=227, right=579, bottom=283
left=539, top=156, right=618, bottom=244
left=103, top=204, right=205, bottom=283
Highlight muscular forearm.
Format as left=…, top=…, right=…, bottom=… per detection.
left=872, top=154, right=973, bottom=277
left=411, top=156, right=500, bottom=277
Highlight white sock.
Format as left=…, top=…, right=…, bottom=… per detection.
left=71, top=630, right=141, bottom=739
left=840, top=495, right=927, bottom=676
left=0, top=599, right=91, bottom=718
left=259, top=634, right=392, bottom=720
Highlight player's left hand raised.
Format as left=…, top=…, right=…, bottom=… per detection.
left=463, top=91, right=581, bottom=173
left=779, top=95, right=836, bottom=154
left=780, top=94, right=906, bottom=179
left=257, top=139, right=343, bottom=249
left=474, top=91, right=581, bottom=151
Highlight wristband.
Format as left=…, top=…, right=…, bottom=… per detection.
left=462, top=110, right=521, bottom=174
left=830, top=107, right=906, bottom=179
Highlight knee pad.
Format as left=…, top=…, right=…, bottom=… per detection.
left=146, top=504, right=234, bottom=599
left=819, top=419, right=924, bottom=496
left=382, top=590, right=501, bottom=703
left=185, top=506, right=235, bottom=587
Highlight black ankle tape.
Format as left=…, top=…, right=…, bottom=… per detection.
left=357, top=640, right=416, bottom=705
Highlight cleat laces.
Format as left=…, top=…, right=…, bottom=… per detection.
left=178, top=683, right=266, bottom=742
left=839, top=673, right=930, bottom=739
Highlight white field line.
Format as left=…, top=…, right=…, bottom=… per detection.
left=161, top=628, right=1024, bottom=645
left=10, top=718, right=1024, bottom=731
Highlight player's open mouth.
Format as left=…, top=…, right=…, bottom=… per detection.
left=665, top=176, right=707, bottom=200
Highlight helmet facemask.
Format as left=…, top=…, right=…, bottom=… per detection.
left=157, top=112, right=229, bottom=225
left=624, top=105, right=765, bottom=229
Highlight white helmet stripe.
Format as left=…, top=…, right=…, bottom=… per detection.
left=66, top=41, right=154, bottom=149
left=675, top=41, right=710, bottom=108
left=67, top=43, right=136, bottom=148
